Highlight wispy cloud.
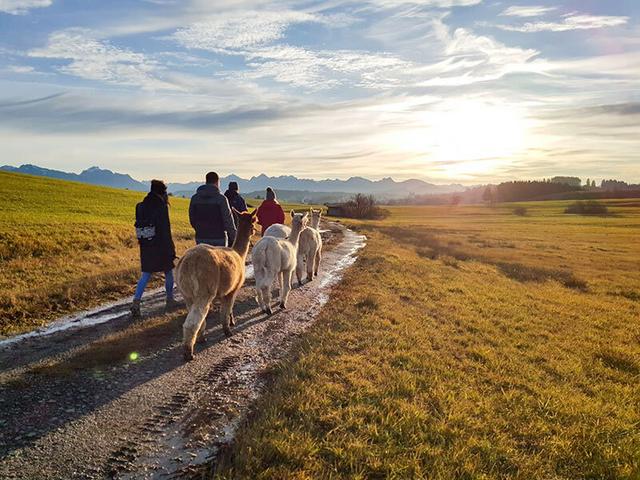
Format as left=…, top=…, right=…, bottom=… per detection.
left=172, top=10, right=321, bottom=52
left=364, top=0, right=481, bottom=7
left=28, top=28, right=174, bottom=90
left=0, top=0, right=51, bottom=15
left=415, top=17, right=540, bottom=87
left=4, top=64, right=37, bottom=74
left=500, top=5, right=556, bottom=18
left=494, top=14, right=629, bottom=33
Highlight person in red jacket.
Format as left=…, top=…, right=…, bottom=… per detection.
left=256, top=187, right=285, bottom=236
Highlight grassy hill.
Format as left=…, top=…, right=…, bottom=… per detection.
left=218, top=200, right=640, bottom=479
left=0, top=171, right=314, bottom=336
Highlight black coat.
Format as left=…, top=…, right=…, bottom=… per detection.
left=136, top=193, right=176, bottom=273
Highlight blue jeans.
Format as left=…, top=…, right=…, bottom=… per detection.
left=196, top=238, right=227, bottom=247
left=134, top=270, right=174, bottom=301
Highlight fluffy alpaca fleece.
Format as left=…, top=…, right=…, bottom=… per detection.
left=175, top=210, right=257, bottom=361
left=296, top=209, right=323, bottom=285
left=252, top=211, right=308, bottom=314
left=263, top=223, right=291, bottom=239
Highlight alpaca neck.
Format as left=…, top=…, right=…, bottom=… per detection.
left=287, top=223, right=303, bottom=247
left=232, top=227, right=252, bottom=259
left=311, top=218, right=321, bottom=229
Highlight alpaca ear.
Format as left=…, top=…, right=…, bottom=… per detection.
left=250, top=209, right=258, bottom=218
left=290, top=210, right=296, bottom=217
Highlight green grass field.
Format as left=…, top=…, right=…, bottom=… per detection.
left=0, top=171, right=312, bottom=336
left=217, top=200, right=640, bottom=479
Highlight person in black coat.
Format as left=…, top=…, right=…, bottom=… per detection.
left=130, top=180, right=177, bottom=319
left=224, top=181, right=248, bottom=225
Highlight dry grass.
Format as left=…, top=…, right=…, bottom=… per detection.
left=216, top=200, right=640, bottom=479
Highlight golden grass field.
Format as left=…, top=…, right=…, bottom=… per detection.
left=2, top=171, right=639, bottom=478
left=0, top=171, right=309, bottom=336
left=217, top=201, right=640, bottom=479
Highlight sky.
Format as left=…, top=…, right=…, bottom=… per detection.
left=0, top=0, right=638, bottom=184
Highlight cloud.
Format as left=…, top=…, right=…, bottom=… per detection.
left=0, top=0, right=51, bottom=15
left=0, top=91, right=296, bottom=133
left=28, top=28, right=174, bottom=90
left=240, top=45, right=412, bottom=89
left=414, top=18, right=540, bottom=87
left=364, top=0, right=481, bottom=6
left=172, top=9, right=411, bottom=89
left=499, top=5, right=556, bottom=18
left=494, top=14, right=629, bottom=33
left=4, top=64, right=36, bottom=74
left=172, top=10, right=320, bottom=52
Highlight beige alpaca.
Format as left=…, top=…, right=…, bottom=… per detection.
left=252, top=211, right=308, bottom=315
left=175, top=210, right=257, bottom=361
left=296, top=209, right=323, bottom=285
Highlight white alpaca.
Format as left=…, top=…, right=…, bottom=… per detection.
left=296, top=209, right=323, bottom=285
left=252, top=211, right=308, bottom=314
left=263, top=223, right=291, bottom=239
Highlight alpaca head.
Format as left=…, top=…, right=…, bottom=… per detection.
left=234, top=208, right=258, bottom=238
left=309, top=209, right=322, bottom=229
left=290, top=210, right=309, bottom=232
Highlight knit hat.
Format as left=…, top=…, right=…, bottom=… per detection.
left=266, top=187, right=276, bottom=201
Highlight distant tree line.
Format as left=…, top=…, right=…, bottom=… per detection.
left=492, top=181, right=578, bottom=202
left=386, top=176, right=640, bottom=206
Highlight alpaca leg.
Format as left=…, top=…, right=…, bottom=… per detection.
left=255, top=287, right=264, bottom=310
left=261, top=286, right=273, bottom=315
left=306, top=253, right=314, bottom=282
left=296, top=254, right=305, bottom=286
left=278, top=271, right=285, bottom=301
left=219, top=293, right=235, bottom=337
left=314, top=250, right=321, bottom=277
left=182, top=301, right=210, bottom=361
left=281, top=269, right=293, bottom=309
left=228, top=289, right=239, bottom=327
left=196, top=308, right=208, bottom=344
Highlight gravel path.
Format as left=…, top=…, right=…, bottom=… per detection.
left=0, top=224, right=365, bottom=479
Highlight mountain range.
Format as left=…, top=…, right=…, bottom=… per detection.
left=0, top=164, right=465, bottom=200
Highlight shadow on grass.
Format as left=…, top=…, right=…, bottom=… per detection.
left=594, top=349, right=640, bottom=375
left=0, top=293, right=267, bottom=458
left=367, top=225, right=589, bottom=292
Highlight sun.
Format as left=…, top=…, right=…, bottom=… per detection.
left=386, top=100, right=530, bottom=179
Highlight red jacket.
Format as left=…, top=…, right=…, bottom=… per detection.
left=257, top=199, right=285, bottom=235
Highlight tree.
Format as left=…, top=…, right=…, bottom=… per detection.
left=482, top=186, right=494, bottom=204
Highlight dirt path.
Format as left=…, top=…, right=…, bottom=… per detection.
left=0, top=224, right=365, bottom=479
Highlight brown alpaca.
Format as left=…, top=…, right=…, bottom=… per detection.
left=175, top=209, right=257, bottom=361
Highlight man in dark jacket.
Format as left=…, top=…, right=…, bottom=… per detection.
left=189, top=171, right=237, bottom=246
left=224, top=181, right=248, bottom=226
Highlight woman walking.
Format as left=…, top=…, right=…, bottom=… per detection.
left=130, top=180, right=177, bottom=319
left=256, top=187, right=285, bottom=236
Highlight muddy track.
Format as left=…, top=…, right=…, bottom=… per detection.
left=0, top=223, right=365, bottom=479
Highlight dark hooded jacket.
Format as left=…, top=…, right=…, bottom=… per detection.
left=224, top=189, right=248, bottom=214
left=189, top=184, right=237, bottom=245
left=135, top=193, right=176, bottom=273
